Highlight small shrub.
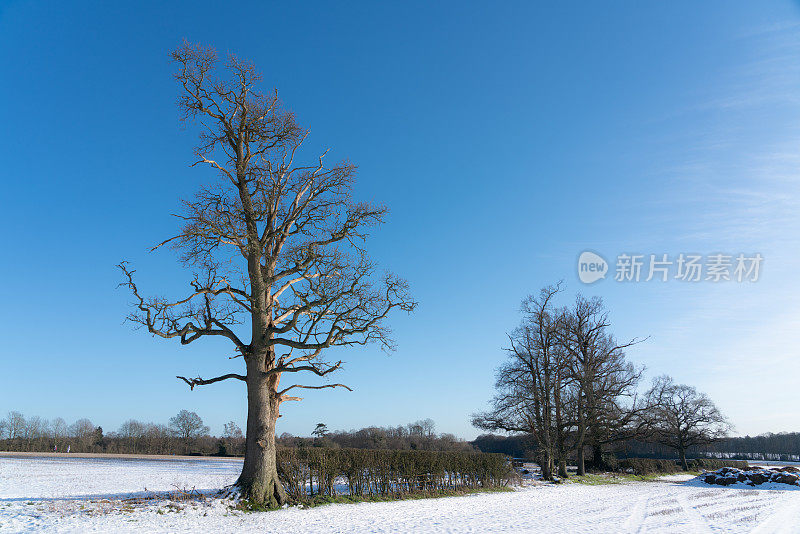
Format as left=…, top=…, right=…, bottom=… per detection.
left=234, top=498, right=279, bottom=513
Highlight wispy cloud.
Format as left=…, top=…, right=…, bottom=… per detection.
left=611, top=20, right=800, bottom=436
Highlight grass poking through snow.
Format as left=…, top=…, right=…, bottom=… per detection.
left=566, top=472, right=699, bottom=485
left=234, top=487, right=515, bottom=512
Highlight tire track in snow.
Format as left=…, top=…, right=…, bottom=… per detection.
left=675, top=492, right=714, bottom=534
left=623, top=493, right=649, bottom=533
left=749, top=492, right=800, bottom=534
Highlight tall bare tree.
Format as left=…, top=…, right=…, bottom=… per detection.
left=119, top=42, right=415, bottom=506
left=644, top=375, right=730, bottom=470
left=557, top=295, right=643, bottom=475
left=472, top=284, right=569, bottom=480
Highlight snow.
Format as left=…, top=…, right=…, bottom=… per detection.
left=2, top=456, right=800, bottom=533
left=0, top=456, right=241, bottom=500
left=652, top=473, right=696, bottom=482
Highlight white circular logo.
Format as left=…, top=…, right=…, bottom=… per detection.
left=578, top=251, right=608, bottom=284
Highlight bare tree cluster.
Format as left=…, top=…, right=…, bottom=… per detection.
left=0, top=410, right=224, bottom=455
left=472, top=284, right=645, bottom=478
left=0, top=411, right=102, bottom=453
left=473, top=284, right=733, bottom=478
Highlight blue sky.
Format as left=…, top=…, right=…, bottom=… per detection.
left=1, top=1, right=800, bottom=439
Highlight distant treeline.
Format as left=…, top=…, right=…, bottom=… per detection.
left=0, top=410, right=239, bottom=456
left=619, top=433, right=800, bottom=462
left=4, top=409, right=794, bottom=463
left=470, top=434, right=531, bottom=458
left=277, top=419, right=474, bottom=453
left=0, top=412, right=477, bottom=457
left=472, top=433, right=800, bottom=463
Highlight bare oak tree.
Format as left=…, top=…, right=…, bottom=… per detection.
left=644, top=375, right=730, bottom=470
left=169, top=409, right=210, bottom=441
left=119, top=42, right=416, bottom=506
left=472, top=283, right=569, bottom=480
left=557, top=295, right=644, bottom=475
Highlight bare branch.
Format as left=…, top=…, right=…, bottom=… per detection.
left=177, top=374, right=246, bottom=390
left=277, top=382, right=352, bottom=398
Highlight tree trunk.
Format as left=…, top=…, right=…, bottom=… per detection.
left=591, top=443, right=604, bottom=471
left=236, top=371, right=287, bottom=507
left=558, top=456, right=568, bottom=478
left=540, top=449, right=553, bottom=481
left=554, top=381, right=568, bottom=479
left=577, top=446, right=586, bottom=476
left=679, top=447, right=688, bottom=471
left=576, top=389, right=587, bottom=476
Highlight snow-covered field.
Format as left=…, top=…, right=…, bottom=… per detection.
left=2, top=456, right=800, bottom=533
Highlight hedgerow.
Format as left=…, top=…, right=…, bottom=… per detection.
left=617, top=458, right=681, bottom=475
left=616, top=457, right=750, bottom=474
left=276, top=448, right=515, bottom=499
left=687, top=458, right=749, bottom=470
